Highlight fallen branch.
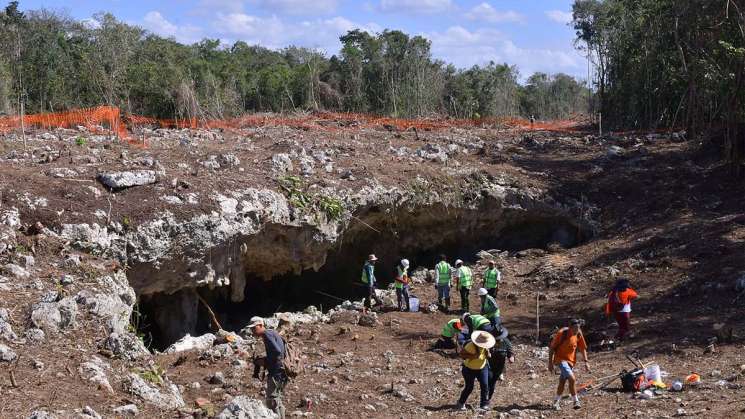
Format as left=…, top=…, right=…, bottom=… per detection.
left=314, top=290, right=347, bottom=302
left=196, top=292, right=224, bottom=331
left=350, top=215, right=381, bottom=233
left=9, top=371, right=17, bottom=388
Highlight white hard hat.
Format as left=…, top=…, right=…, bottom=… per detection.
left=478, top=288, right=488, bottom=296
left=455, top=259, right=463, bottom=266
left=401, top=259, right=410, bottom=268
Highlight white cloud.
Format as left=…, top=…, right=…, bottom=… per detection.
left=545, top=10, right=573, bottom=24
left=380, top=0, right=453, bottom=14
left=214, top=12, right=379, bottom=53
left=427, top=26, right=582, bottom=78
left=465, top=3, right=524, bottom=23
left=142, top=11, right=203, bottom=44
left=248, top=0, right=338, bottom=15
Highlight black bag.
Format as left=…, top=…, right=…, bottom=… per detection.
left=621, top=368, right=645, bottom=392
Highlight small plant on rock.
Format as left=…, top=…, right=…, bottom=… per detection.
left=138, top=363, right=166, bottom=386
left=317, top=194, right=344, bottom=221
left=75, top=136, right=87, bottom=147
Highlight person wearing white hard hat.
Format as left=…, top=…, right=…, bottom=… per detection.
left=454, top=259, right=473, bottom=313
left=395, top=258, right=411, bottom=312
left=478, top=287, right=501, bottom=326
left=360, top=254, right=383, bottom=312
left=456, top=330, right=496, bottom=411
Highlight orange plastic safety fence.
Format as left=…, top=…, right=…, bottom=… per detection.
left=0, top=106, right=586, bottom=144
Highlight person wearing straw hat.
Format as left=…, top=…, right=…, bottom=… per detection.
left=487, top=324, right=514, bottom=402
left=456, top=330, right=495, bottom=411
left=360, top=254, right=383, bottom=312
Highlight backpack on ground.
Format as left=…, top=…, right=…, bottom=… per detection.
left=621, top=368, right=645, bottom=392
left=281, top=337, right=305, bottom=379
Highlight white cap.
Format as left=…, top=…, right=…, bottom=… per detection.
left=368, top=254, right=378, bottom=261
left=455, top=259, right=463, bottom=266
left=247, top=316, right=264, bottom=328
left=401, top=259, right=410, bottom=268
left=478, top=288, right=488, bottom=296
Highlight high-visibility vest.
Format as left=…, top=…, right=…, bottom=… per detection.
left=436, top=261, right=451, bottom=285
left=484, top=268, right=500, bottom=288
left=361, top=262, right=374, bottom=284
left=395, top=266, right=408, bottom=289
left=482, top=295, right=500, bottom=319
left=441, top=319, right=460, bottom=338
left=469, top=314, right=490, bottom=330
left=458, top=266, right=473, bottom=289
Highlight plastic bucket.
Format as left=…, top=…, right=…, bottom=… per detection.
left=409, top=297, right=420, bottom=312
left=644, top=364, right=661, bottom=383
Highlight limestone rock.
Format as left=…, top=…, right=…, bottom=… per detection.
left=271, top=154, right=293, bottom=173
left=30, top=297, right=77, bottom=333
left=97, top=170, right=157, bottom=189
left=124, top=372, right=185, bottom=409
left=27, top=411, right=57, bottom=419
left=216, top=395, right=278, bottom=419
left=3, top=263, right=29, bottom=279
left=102, top=332, right=150, bottom=361
left=165, top=333, right=216, bottom=354
left=358, top=312, right=379, bottom=327
left=112, top=404, right=139, bottom=417
left=0, top=343, right=17, bottom=362
left=78, top=357, right=114, bottom=394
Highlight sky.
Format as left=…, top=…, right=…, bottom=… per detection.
left=19, top=0, right=585, bottom=79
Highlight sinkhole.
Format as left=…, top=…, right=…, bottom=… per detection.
left=133, top=206, right=589, bottom=351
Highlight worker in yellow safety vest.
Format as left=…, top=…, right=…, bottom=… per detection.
left=435, top=255, right=452, bottom=311
left=482, top=260, right=501, bottom=298
left=454, top=259, right=473, bottom=312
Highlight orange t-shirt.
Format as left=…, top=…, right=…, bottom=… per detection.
left=550, top=328, right=587, bottom=367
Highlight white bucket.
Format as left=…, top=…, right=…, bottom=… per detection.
left=409, top=297, right=420, bottom=312
left=644, top=364, right=661, bottom=383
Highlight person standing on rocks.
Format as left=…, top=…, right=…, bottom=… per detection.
left=454, top=259, right=473, bottom=312
left=435, top=255, right=453, bottom=311
left=478, top=288, right=500, bottom=327
left=248, top=316, right=287, bottom=419
left=482, top=260, right=501, bottom=297
left=395, top=258, right=411, bottom=312
left=360, top=254, right=383, bottom=312
left=456, top=330, right=495, bottom=411
left=548, top=319, right=590, bottom=410
left=487, top=324, right=514, bottom=402
left=604, top=278, right=638, bottom=341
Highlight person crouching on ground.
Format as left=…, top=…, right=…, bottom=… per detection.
left=548, top=318, right=590, bottom=410
left=605, top=278, right=638, bottom=341
left=430, top=318, right=463, bottom=352
left=395, top=258, right=411, bottom=312
left=456, top=331, right=495, bottom=411
left=248, top=316, right=287, bottom=418
left=487, top=324, right=514, bottom=402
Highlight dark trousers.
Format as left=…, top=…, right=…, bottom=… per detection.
left=362, top=284, right=383, bottom=309
left=396, top=286, right=410, bottom=311
left=460, top=287, right=470, bottom=312
left=615, top=312, right=631, bottom=340
left=487, top=287, right=497, bottom=298
left=431, top=336, right=456, bottom=350
left=488, top=353, right=507, bottom=400
left=458, top=365, right=489, bottom=408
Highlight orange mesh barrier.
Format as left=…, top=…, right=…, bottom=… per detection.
left=0, top=106, right=585, bottom=143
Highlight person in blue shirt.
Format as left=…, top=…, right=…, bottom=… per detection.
left=249, top=316, right=287, bottom=418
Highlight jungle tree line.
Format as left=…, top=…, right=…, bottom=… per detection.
left=0, top=2, right=588, bottom=121
left=573, top=0, right=745, bottom=170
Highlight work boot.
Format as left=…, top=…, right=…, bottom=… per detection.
left=573, top=400, right=581, bottom=409
left=455, top=403, right=466, bottom=411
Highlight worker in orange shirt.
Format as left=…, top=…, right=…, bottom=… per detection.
left=605, top=278, right=639, bottom=341
left=548, top=319, right=590, bottom=411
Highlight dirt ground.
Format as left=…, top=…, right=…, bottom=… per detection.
left=1, top=118, right=745, bottom=418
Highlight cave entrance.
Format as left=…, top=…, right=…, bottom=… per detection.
left=135, top=207, right=589, bottom=350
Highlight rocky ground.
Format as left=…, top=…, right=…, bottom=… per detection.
left=0, top=116, right=744, bottom=418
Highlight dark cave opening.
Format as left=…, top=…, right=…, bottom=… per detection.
left=135, top=209, right=588, bottom=351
